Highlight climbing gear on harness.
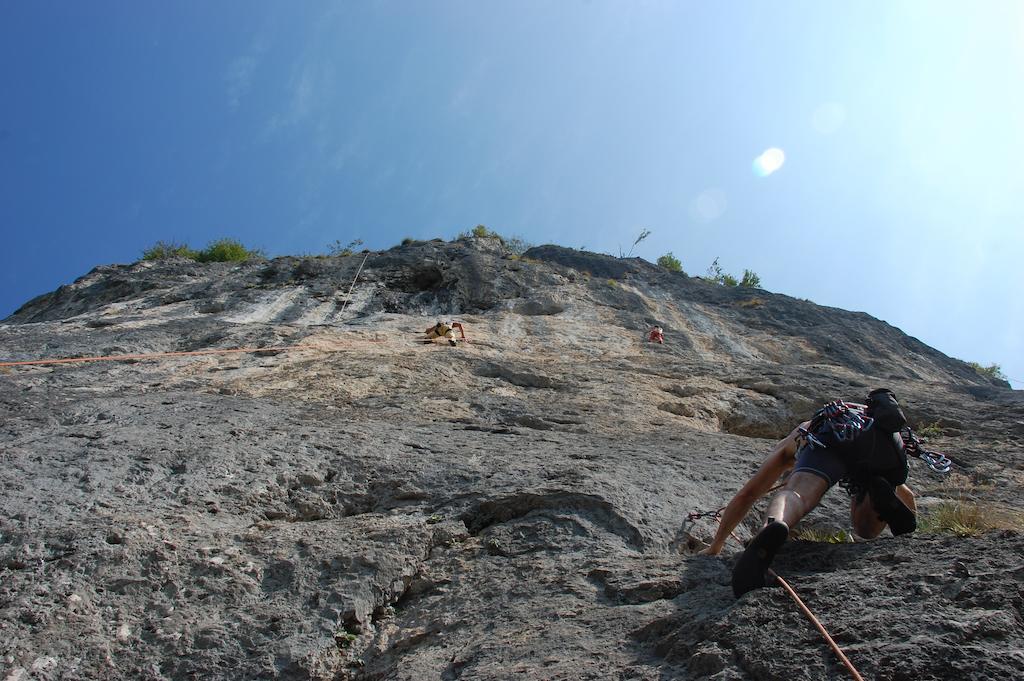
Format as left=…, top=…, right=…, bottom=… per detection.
left=799, top=389, right=907, bottom=451
left=800, top=394, right=911, bottom=490
left=798, top=400, right=873, bottom=450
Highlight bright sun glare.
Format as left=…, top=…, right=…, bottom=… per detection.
left=752, top=147, right=786, bottom=177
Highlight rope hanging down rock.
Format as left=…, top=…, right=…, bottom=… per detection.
left=339, top=252, right=370, bottom=317
left=720, top=527, right=865, bottom=681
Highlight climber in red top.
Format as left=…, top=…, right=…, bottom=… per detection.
left=648, top=326, right=664, bottom=344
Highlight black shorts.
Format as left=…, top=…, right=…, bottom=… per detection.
left=793, top=445, right=851, bottom=488
left=794, top=431, right=908, bottom=489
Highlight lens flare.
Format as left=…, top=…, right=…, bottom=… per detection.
left=752, top=148, right=785, bottom=177
left=689, top=188, right=727, bottom=223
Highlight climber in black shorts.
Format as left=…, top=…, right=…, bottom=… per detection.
left=698, top=388, right=918, bottom=596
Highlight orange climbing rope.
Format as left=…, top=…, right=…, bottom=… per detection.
left=768, top=568, right=866, bottom=681
left=723, top=525, right=865, bottom=681
left=0, top=345, right=313, bottom=367
left=0, top=335, right=385, bottom=368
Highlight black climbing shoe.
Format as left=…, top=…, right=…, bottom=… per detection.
left=731, top=521, right=789, bottom=597
left=868, top=476, right=916, bottom=536
left=449, top=338, right=458, bottom=346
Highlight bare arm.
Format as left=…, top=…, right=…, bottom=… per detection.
left=699, top=423, right=806, bottom=555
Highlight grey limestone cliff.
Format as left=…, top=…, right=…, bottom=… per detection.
left=1, top=237, right=1021, bottom=680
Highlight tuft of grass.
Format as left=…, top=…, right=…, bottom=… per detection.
left=606, top=279, right=617, bottom=288
left=740, top=269, right=761, bottom=288
left=793, top=527, right=853, bottom=544
left=195, top=238, right=265, bottom=263
left=143, top=238, right=264, bottom=263
left=142, top=240, right=198, bottom=261
left=334, top=631, right=358, bottom=648
left=916, top=421, right=944, bottom=439
left=738, top=297, right=765, bottom=308
left=460, top=224, right=504, bottom=242
left=917, top=499, right=1024, bottom=537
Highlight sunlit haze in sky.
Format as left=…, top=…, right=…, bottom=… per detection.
left=1, top=1, right=1021, bottom=387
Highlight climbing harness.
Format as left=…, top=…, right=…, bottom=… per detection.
left=798, top=400, right=873, bottom=450
left=799, top=398, right=953, bottom=482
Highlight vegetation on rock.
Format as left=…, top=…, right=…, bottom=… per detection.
left=966, top=361, right=1008, bottom=382
left=706, top=257, right=761, bottom=288
left=143, top=238, right=264, bottom=263
left=328, top=238, right=364, bottom=257
left=657, top=252, right=683, bottom=273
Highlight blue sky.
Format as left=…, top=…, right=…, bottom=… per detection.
left=1, top=1, right=1021, bottom=387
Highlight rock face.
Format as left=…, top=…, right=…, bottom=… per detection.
left=1, top=237, right=1021, bottom=680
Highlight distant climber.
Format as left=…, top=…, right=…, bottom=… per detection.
left=648, top=326, right=664, bottom=344
left=699, top=388, right=920, bottom=597
left=424, top=321, right=466, bottom=347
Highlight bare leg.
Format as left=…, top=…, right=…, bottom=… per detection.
left=733, top=471, right=828, bottom=597
left=896, top=484, right=916, bottom=512
left=851, top=495, right=885, bottom=538
left=764, top=471, right=829, bottom=528
left=852, top=483, right=917, bottom=538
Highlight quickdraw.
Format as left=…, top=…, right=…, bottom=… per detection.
left=799, top=400, right=874, bottom=450
left=900, top=428, right=953, bottom=474
left=686, top=509, right=723, bottom=522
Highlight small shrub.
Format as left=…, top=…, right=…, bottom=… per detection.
left=334, top=631, right=357, bottom=648
left=657, top=252, right=683, bottom=273
left=142, top=240, right=198, bottom=261
left=328, top=238, right=363, bottom=257
left=705, top=256, right=732, bottom=285
left=704, top=257, right=748, bottom=287
left=461, top=224, right=504, bottom=243
left=505, top=235, right=534, bottom=255
left=918, top=499, right=1024, bottom=537
left=401, top=237, right=414, bottom=246
left=195, top=238, right=264, bottom=263
left=966, top=361, right=1008, bottom=382
left=740, top=269, right=762, bottom=288
left=916, top=421, right=944, bottom=439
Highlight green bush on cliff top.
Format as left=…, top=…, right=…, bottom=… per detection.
left=142, top=239, right=265, bottom=263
